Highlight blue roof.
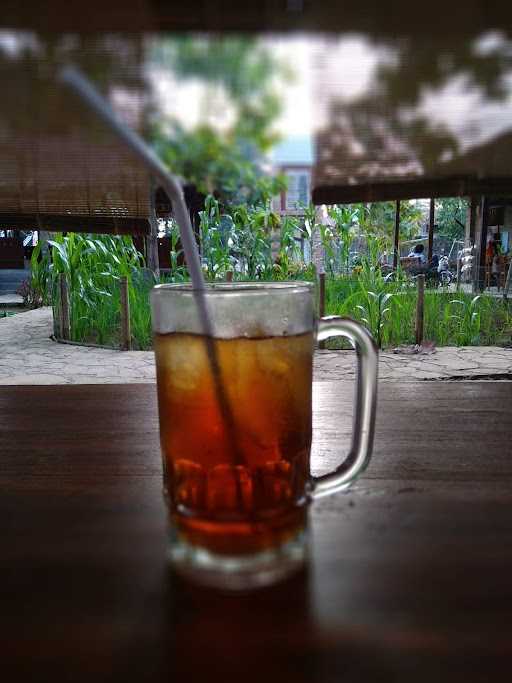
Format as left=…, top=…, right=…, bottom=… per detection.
left=271, top=136, right=313, bottom=165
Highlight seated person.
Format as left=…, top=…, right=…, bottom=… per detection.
left=407, top=243, right=427, bottom=264
left=404, top=243, right=427, bottom=275
left=423, top=253, right=440, bottom=284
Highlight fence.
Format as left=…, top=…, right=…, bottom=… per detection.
left=52, top=274, right=132, bottom=350
left=52, top=269, right=434, bottom=352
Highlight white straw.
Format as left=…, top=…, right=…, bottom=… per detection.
left=58, top=65, right=244, bottom=466
left=58, top=65, right=212, bottom=333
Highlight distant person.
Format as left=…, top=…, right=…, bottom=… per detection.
left=485, top=237, right=497, bottom=286
left=408, top=243, right=426, bottom=265
left=426, top=253, right=440, bottom=283
left=486, top=236, right=496, bottom=264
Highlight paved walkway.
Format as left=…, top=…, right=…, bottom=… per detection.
left=1, top=307, right=511, bottom=384
left=0, top=308, right=155, bottom=384
left=0, top=294, right=24, bottom=305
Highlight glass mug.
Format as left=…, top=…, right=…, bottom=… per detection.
left=151, top=282, right=378, bottom=589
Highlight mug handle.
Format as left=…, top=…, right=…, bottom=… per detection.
left=311, top=316, right=379, bottom=499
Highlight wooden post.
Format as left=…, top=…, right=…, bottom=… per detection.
left=415, top=274, right=425, bottom=347
left=477, top=197, right=489, bottom=292
left=504, top=260, right=512, bottom=300
left=146, top=184, right=160, bottom=279
left=468, top=196, right=478, bottom=246
left=120, top=276, right=131, bottom=351
left=393, top=199, right=401, bottom=271
left=465, top=195, right=478, bottom=292
left=59, top=273, right=70, bottom=341
left=226, top=270, right=233, bottom=282
left=318, top=272, right=326, bottom=350
left=428, top=198, right=435, bottom=262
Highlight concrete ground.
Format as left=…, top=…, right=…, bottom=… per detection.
left=1, top=307, right=511, bottom=385
left=0, top=293, right=24, bottom=305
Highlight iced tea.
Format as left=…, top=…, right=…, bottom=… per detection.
left=154, top=331, right=313, bottom=555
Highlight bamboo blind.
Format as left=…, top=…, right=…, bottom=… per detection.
left=2, top=4, right=512, bottom=212
left=312, top=33, right=512, bottom=203
left=0, top=34, right=151, bottom=234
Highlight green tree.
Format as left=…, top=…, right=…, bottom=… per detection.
left=152, top=37, right=286, bottom=151
left=363, top=201, right=424, bottom=240
left=435, top=197, right=468, bottom=241
left=153, top=124, right=286, bottom=206
left=150, top=36, right=289, bottom=206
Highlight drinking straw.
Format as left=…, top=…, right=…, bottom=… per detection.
left=59, top=66, right=243, bottom=465
left=58, top=66, right=206, bottom=297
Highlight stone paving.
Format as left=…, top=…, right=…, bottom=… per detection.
left=1, top=307, right=511, bottom=385
left=0, top=308, right=155, bottom=385
left=0, top=294, right=24, bottom=305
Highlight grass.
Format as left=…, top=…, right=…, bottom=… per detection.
left=325, top=279, right=512, bottom=349
left=61, top=275, right=512, bottom=351
left=56, top=272, right=163, bottom=350
left=32, top=233, right=158, bottom=349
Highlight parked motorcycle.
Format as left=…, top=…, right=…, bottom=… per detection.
left=438, top=255, right=453, bottom=286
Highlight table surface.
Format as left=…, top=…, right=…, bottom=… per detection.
left=2, top=381, right=512, bottom=682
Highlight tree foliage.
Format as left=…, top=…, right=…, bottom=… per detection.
left=154, top=37, right=285, bottom=150
left=150, top=36, right=288, bottom=205
left=153, top=124, right=286, bottom=206
left=353, top=201, right=424, bottom=240
left=435, top=197, right=468, bottom=241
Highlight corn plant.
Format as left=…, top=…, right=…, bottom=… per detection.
left=36, top=191, right=512, bottom=351
left=29, top=242, right=52, bottom=306
left=199, top=195, right=233, bottom=279
left=318, top=220, right=337, bottom=276
left=165, top=217, right=188, bottom=281
left=231, top=203, right=275, bottom=278
left=327, top=276, right=512, bottom=349
left=326, top=205, right=358, bottom=275
left=272, top=214, right=301, bottom=279
left=48, top=233, right=144, bottom=343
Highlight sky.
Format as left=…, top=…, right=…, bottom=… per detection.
left=148, top=35, right=382, bottom=139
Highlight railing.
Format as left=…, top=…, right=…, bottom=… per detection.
left=52, top=274, right=132, bottom=350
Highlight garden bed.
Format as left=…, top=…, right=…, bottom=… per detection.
left=325, top=279, right=512, bottom=349
left=27, top=225, right=512, bottom=352
left=51, top=276, right=512, bottom=351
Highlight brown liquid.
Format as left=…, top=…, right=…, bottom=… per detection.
left=154, top=331, right=313, bottom=555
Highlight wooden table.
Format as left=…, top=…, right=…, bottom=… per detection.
left=2, top=382, right=512, bottom=682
